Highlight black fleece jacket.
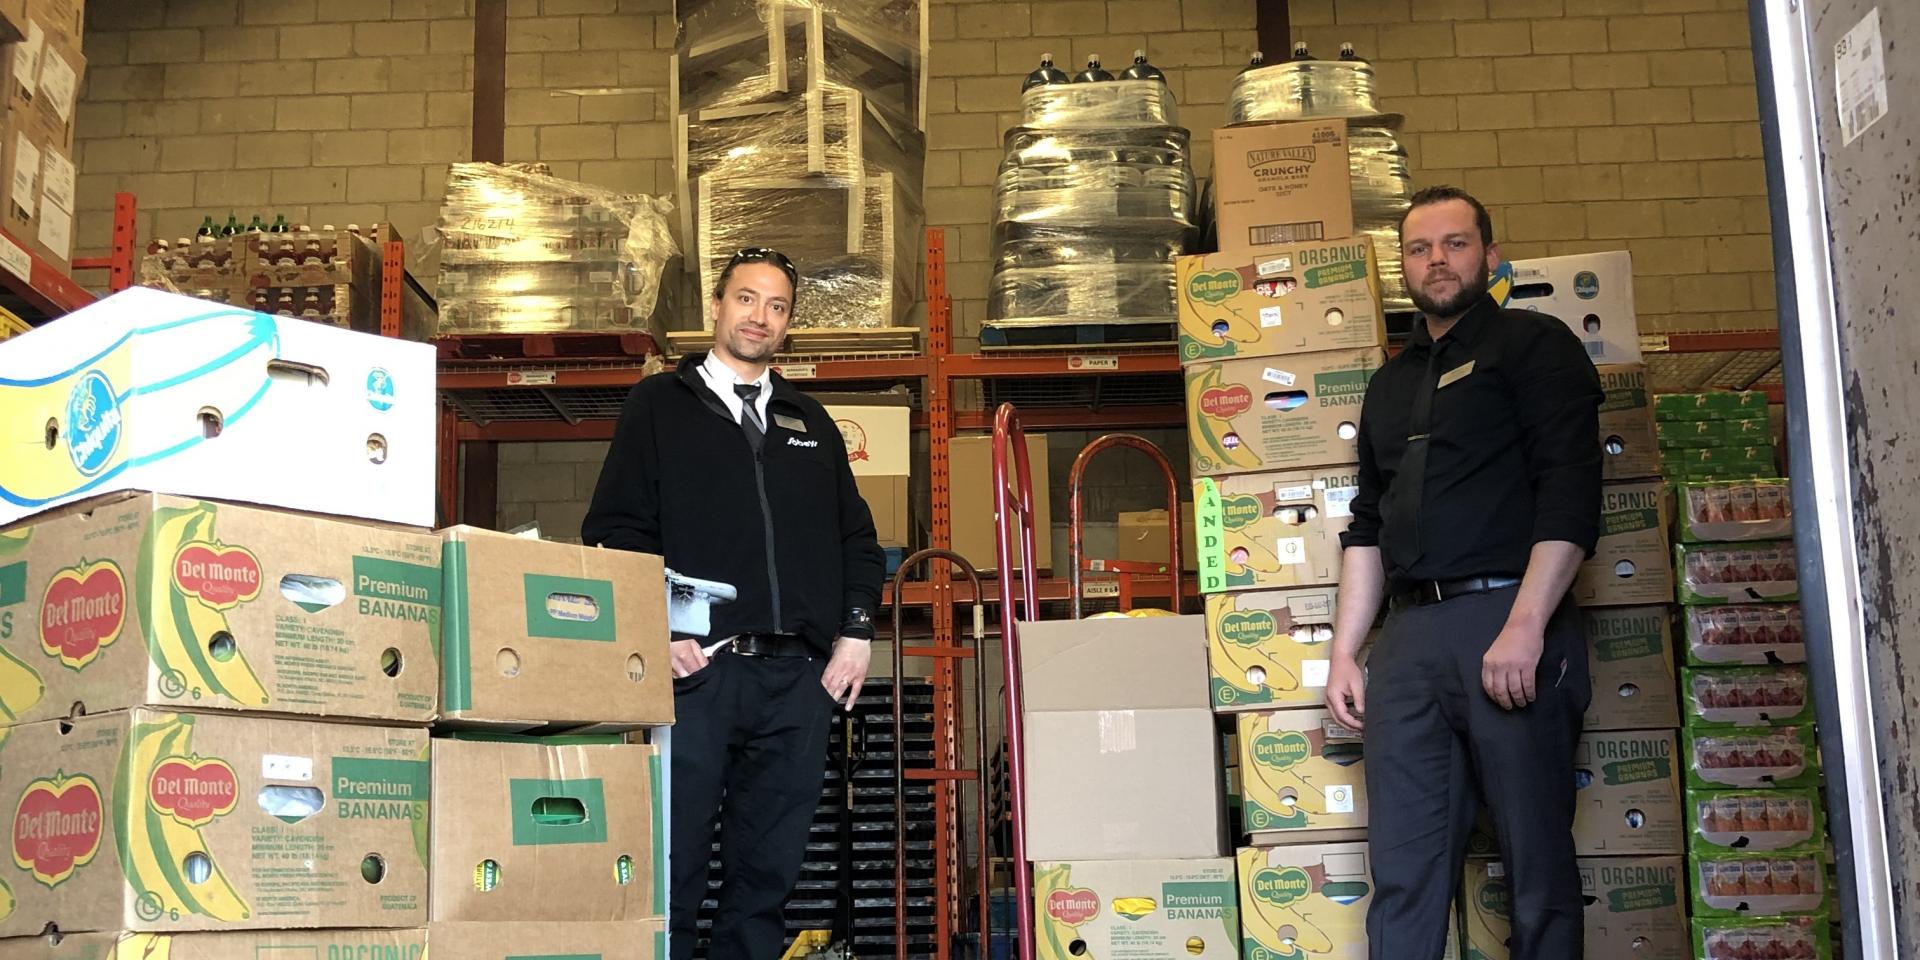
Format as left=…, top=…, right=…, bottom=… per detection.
left=581, top=353, right=885, bottom=654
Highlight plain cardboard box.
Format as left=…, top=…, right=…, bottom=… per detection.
left=0, top=113, right=73, bottom=271
left=855, top=474, right=908, bottom=547
left=438, top=526, right=672, bottom=731
left=0, top=0, right=24, bottom=42
left=1019, top=615, right=1225, bottom=861
left=1574, top=730, right=1684, bottom=856
left=1186, top=348, right=1380, bottom=477
left=1204, top=585, right=1338, bottom=711
left=1597, top=363, right=1660, bottom=481
left=1115, top=506, right=1197, bottom=570
left=1460, top=857, right=1687, bottom=960
left=1213, top=120, right=1355, bottom=252
left=0, top=929, right=431, bottom=959
left=428, top=920, right=666, bottom=959
left=1175, top=239, right=1387, bottom=363
left=1194, top=469, right=1355, bottom=594
left=0, top=287, right=437, bottom=528
left=1033, top=859, right=1240, bottom=959
left=950, top=433, right=1051, bottom=572
left=824, top=401, right=910, bottom=548
left=1238, top=708, right=1367, bottom=842
left=1573, top=481, right=1673, bottom=607
left=0, top=708, right=429, bottom=936
left=1236, top=842, right=1372, bottom=960
left=1506, top=251, right=1640, bottom=365
left=1583, top=606, right=1680, bottom=730
left=430, top=738, right=662, bottom=921
left=0, top=491, right=440, bottom=725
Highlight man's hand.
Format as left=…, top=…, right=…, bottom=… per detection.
left=1324, top=653, right=1367, bottom=732
left=670, top=639, right=711, bottom=679
left=822, top=637, right=871, bottom=712
left=1482, top=622, right=1545, bottom=710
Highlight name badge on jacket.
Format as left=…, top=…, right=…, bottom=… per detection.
left=773, top=413, right=807, bottom=432
left=1438, top=361, right=1476, bottom=389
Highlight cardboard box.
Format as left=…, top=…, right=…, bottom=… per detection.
left=3, top=9, right=85, bottom=146
left=1690, top=850, right=1829, bottom=918
left=438, top=526, right=672, bottom=731
left=854, top=474, right=908, bottom=547
left=1204, top=585, right=1338, bottom=711
left=429, top=738, right=662, bottom=921
left=1692, top=917, right=1833, bottom=960
left=825, top=401, right=911, bottom=548
left=1675, top=541, right=1799, bottom=605
left=0, top=0, right=24, bottom=43
left=1019, top=615, right=1225, bottom=861
left=1573, top=481, right=1672, bottom=607
left=1460, top=857, right=1688, bottom=960
left=1596, top=364, right=1659, bottom=481
left=1506, top=252, right=1640, bottom=365
left=1653, top=391, right=1769, bottom=422
left=1680, top=604, right=1806, bottom=666
left=1193, top=469, right=1354, bottom=594
left=1681, top=665, right=1814, bottom=729
left=1573, top=730, right=1684, bottom=855
left=1582, top=606, right=1679, bottom=731
left=1238, top=708, right=1367, bottom=841
left=1236, top=842, right=1372, bottom=960
left=1213, top=121, right=1354, bottom=252
left=1683, top=724, right=1820, bottom=790
left=1674, top=479, right=1792, bottom=543
left=0, top=115, right=75, bottom=271
left=0, top=708, right=429, bottom=936
left=1186, top=348, right=1381, bottom=477
left=1032, top=859, right=1240, bottom=960
left=1664, top=445, right=1778, bottom=481
left=0, top=287, right=437, bottom=528
left=0, top=491, right=440, bottom=725
left=950, top=433, right=1051, bottom=572
left=1174, top=240, right=1386, bottom=363
left=428, top=920, right=666, bottom=959
left=0, top=929, right=432, bottom=959
left=1686, top=788, right=1826, bottom=856
left=1115, top=506, right=1197, bottom=570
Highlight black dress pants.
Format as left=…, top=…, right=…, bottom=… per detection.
left=669, top=652, right=835, bottom=960
left=1363, top=586, right=1591, bottom=960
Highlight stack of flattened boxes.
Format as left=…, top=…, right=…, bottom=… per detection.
left=0, top=0, right=83, bottom=273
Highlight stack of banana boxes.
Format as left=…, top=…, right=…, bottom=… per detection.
left=0, top=287, right=673, bottom=958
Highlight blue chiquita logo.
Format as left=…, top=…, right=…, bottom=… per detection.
left=366, top=367, right=396, bottom=412
left=65, top=369, right=122, bottom=477
left=1573, top=271, right=1600, bottom=299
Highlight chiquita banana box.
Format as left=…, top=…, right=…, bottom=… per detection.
left=0, top=708, right=428, bottom=936
left=1236, top=843, right=1372, bottom=960
left=0, top=492, right=440, bottom=725
left=1237, top=709, right=1367, bottom=841
left=1185, top=349, right=1382, bottom=478
left=1033, top=859, right=1239, bottom=960
left=1204, top=586, right=1338, bottom=711
left=0, top=929, right=429, bottom=959
left=0, top=287, right=435, bottom=528
left=1194, top=472, right=1355, bottom=596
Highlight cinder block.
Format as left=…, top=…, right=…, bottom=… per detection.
left=128, top=28, right=203, bottom=64
left=508, top=15, right=578, bottom=51
left=1583, top=199, right=1664, bottom=238
left=927, top=112, right=1001, bottom=151
left=547, top=0, right=616, bottom=12
left=398, top=0, right=479, bottom=15
left=77, top=103, right=126, bottom=141
left=1726, top=49, right=1754, bottom=85
left=1499, top=202, right=1588, bottom=242
left=1531, top=18, right=1608, bottom=54
left=616, top=50, right=667, bottom=85
left=1576, top=125, right=1654, bottom=163
left=578, top=159, right=655, bottom=193
left=580, top=91, right=653, bottom=123
left=1408, top=0, right=1481, bottom=20
left=1492, top=54, right=1572, bottom=92
left=165, top=63, right=241, bottom=98
left=1029, top=0, right=1102, bottom=36
left=349, top=92, right=427, bottom=129
left=390, top=53, right=468, bottom=90
left=1704, top=235, right=1770, bottom=274
left=1186, top=65, right=1245, bottom=108
left=124, top=102, right=203, bottom=137
left=579, top=14, right=654, bottom=49
left=195, top=170, right=274, bottom=207
left=1417, top=58, right=1495, bottom=95
left=1573, top=52, right=1650, bottom=89
left=203, top=26, right=281, bottom=62
left=1457, top=92, right=1538, bottom=130
left=275, top=95, right=353, bottom=131
left=113, top=172, right=196, bottom=209
left=317, top=0, right=394, bottom=19
left=994, top=38, right=1063, bottom=75
left=237, top=60, right=317, bottom=96
left=504, top=126, right=537, bottom=161
left=1105, top=1, right=1176, bottom=34
left=958, top=2, right=1033, bottom=38
left=614, top=122, right=668, bottom=159
left=1456, top=21, right=1532, bottom=57
left=428, top=91, right=473, bottom=127
left=1615, top=87, right=1692, bottom=123
left=1145, top=31, right=1227, bottom=68
left=201, top=98, right=279, bottom=133
left=1635, top=275, right=1675, bottom=313
left=355, top=20, right=429, bottom=56
left=1608, top=15, right=1685, bottom=51
left=314, top=130, right=386, bottom=166
left=954, top=76, right=1021, bottom=114
left=83, top=31, right=130, bottom=68
left=1534, top=89, right=1613, bottom=126
left=959, top=148, right=998, bottom=186
left=924, top=185, right=992, bottom=226
left=1463, top=165, right=1544, bottom=205
left=81, top=137, right=161, bottom=174
left=1683, top=12, right=1750, bottom=48
left=1288, top=0, right=1334, bottom=25
left=1621, top=160, right=1701, bottom=199
left=1691, top=85, right=1758, bottom=122
left=243, top=0, right=320, bottom=25
left=347, top=164, right=425, bottom=202
left=1541, top=164, right=1622, bottom=201
left=928, top=4, right=955, bottom=41
left=1697, top=158, right=1765, bottom=196
left=540, top=123, right=616, bottom=160
left=1497, top=128, right=1577, bottom=165
left=270, top=167, right=348, bottom=203
left=165, top=0, right=244, bottom=28
left=1068, top=35, right=1149, bottom=74
left=316, top=58, right=391, bottom=93
left=924, top=151, right=960, bottom=189
left=158, top=134, right=237, bottom=172
left=236, top=133, right=313, bottom=169
left=1648, top=50, right=1726, bottom=86
left=388, top=127, right=468, bottom=164
left=1660, top=198, right=1744, bottom=236
left=1419, top=130, right=1500, bottom=168
left=546, top=51, right=621, bottom=86
left=431, top=18, right=476, bottom=53
left=1672, top=273, right=1751, bottom=312
left=1377, top=22, right=1445, bottom=59
left=1655, top=123, right=1734, bottom=161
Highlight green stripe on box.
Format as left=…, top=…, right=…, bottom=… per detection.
left=651, top=750, right=666, bottom=915
left=523, top=573, right=618, bottom=642
left=0, top=561, right=24, bottom=607
left=442, top=540, right=473, bottom=712
left=333, top=757, right=430, bottom=800
left=655, top=928, right=668, bottom=960
left=507, top=955, right=601, bottom=959
left=509, top=777, right=609, bottom=846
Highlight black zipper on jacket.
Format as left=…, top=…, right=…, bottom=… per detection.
left=685, top=371, right=784, bottom=634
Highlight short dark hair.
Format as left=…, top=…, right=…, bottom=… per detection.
left=712, top=247, right=799, bottom=303
left=1397, top=185, right=1494, bottom=247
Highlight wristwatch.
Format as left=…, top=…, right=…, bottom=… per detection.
left=840, top=607, right=875, bottom=641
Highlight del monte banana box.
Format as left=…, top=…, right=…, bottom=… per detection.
left=1236, top=842, right=1372, bottom=960
left=1238, top=709, right=1366, bottom=841
left=1204, top=586, right=1338, bottom=711
left=1596, top=363, right=1660, bottom=481
left=0, top=492, right=439, bottom=726
left=1194, top=471, right=1353, bottom=596
left=1033, top=859, right=1238, bottom=959
left=439, top=526, right=671, bottom=732
left=0, top=928, right=429, bottom=959
left=1186, top=348, right=1381, bottom=478
left=1572, top=481, right=1672, bottom=607
left=429, top=738, right=662, bottom=921
left=0, top=707, right=428, bottom=936
left=0, top=287, right=435, bottom=528
left=1461, top=857, right=1687, bottom=960
left=1581, top=606, right=1679, bottom=730
left=428, top=919, right=666, bottom=959
left=1176, top=240, right=1386, bottom=364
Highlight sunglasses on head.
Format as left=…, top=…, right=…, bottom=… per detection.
left=728, top=247, right=798, bottom=291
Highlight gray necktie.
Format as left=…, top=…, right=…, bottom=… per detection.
left=735, top=382, right=764, bottom=451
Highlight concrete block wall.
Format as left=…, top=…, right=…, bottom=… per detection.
left=496, top=439, right=613, bottom=543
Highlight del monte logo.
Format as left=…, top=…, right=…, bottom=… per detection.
left=1046, top=887, right=1100, bottom=926
left=1199, top=384, right=1254, bottom=420
left=1252, top=867, right=1311, bottom=907
left=65, top=370, right=122, bottom=477
left=12, top=772, right=105, bottom=888
left=1219, top=609, right=1277, bottom=646
left=1188, top=270, right=1240, bottom=305
left=149, top=756, right=240, bottom=828
left=40, top=559, right=127, bottom=670
left=1479, top=879, right=1511, bottom=916
left=1219, top=495, right=1264, bottom=532
left=172, top=541, right=264, bottom=610
left=1252, top=731, right=1312, bottom=770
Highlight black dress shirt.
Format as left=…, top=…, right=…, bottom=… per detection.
left=1340, top=295, right=1603, bottom=586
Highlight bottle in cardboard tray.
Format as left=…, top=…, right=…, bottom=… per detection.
left=269, top=213, right=290, bottom=233
left=220, top=213, right=241, bottom=237
left=196, top=215, right=217, bottom=238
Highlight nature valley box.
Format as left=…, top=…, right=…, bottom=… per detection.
left=1236, top=842, right=1372, bottom=960
left=1212, top=120, right=1354, bottom=253
left=1032, top=859, right=1239, bottom=960
left=428, top=920, right=666, bottom=960
left=1573, top=730, right=1684, bottom=856
left=0, top=708, right=428, bottom=936
left=1185, top=349, right=1381, bottom=478
left=1460, top=857, right=1687, bottom=960
left=438, top=526, right=672, bottom=732
left=1582, top=606, right=1679, bottom=730
left=1573, top=481, right=1672, bottom=607
left=1194, top=470, right=1354, bottom=595
left=0, top=492, right=440, bottom=726
left=429, top=738, right=663, bottom=922
left=1237, top=709, right=1366, bottom=841
left=1175, top=240, right=1386, bottom=364
left=1204, top=586, right=1338, bottom=711
left=0, top=928, right=430, bottom=959
left=1596, top=364, right=1660, bottom=481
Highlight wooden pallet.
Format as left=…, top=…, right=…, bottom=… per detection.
left=435, top=330, right=662, bottom=361
left=979, top=321, right=1175, bottom=350
left=666, top=326, right=920, bottom=356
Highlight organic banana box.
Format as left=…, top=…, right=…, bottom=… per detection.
left=1204, top=586, right=1338, bottom=711
left=0, top=491, right=440, bottom=725
left=1175, top=240, right=1387, bottom=364
left=1236, top=842, right=1373, bottom=960
left=1194, top=471, right=1354, bottom=595
left=1237, top=709, right=1367, bottom=842
left=1460, top=857, right=1687, bottom=960
left=0, top=707, right=429, bottom=936
left=1581, top=606, right=1680, bottom=731
left=0, top=928, right=429, bottom=959
left=1185, top=348, right=1382, bottom=478
left=1596, top=364, right=1660, bottom=481
left=438, top=526, right=671, bottom=732
left=0, top=287, right=436, bottom=529
left=1032, top=859, right=1239, bottom=959
left=1572, top=481, right=1673, bottom=607
left=428, top=920, right=666, bottom=959
left=429, top=738, right=662, bottom=922
left=1573, top=730, right=1684, bottom=855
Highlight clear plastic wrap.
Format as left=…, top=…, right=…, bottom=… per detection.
left=1357, top=222, right=1410, bottom=312
left=676, top=0, right=926, bottom=128
left=995, top=163, right=1195, bottom=228
left=987, top=262, right=1177, bottom=328
left=1000, top=124, right=1190, bottom=171
left=1227, top=59, right=1378, bottom=124
left=681, top=84, right=924, bottom=197
left=435, top=162, right=676, bottom=335
left=1020, top=79, right=1179, bottom=128
left=992, top=224, right=1188, bottom=271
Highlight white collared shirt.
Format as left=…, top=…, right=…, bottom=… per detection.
left=696, top=351, right=772, bottom=426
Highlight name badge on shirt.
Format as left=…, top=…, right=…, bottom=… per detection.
left=1437, top=360, right=1476, bottom=389
left=773, top=414, right=807, bottom=432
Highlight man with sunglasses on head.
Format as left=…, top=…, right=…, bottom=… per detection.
left=585, top=247, right=885, bottom=960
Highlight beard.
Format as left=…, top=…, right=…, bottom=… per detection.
left=723, top=326, right=780, bottom=362
left=1408, top=258, right=1491, bottom=319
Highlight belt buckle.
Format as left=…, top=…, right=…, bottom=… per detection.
left=732, top=636, right=760, bottom=657
left=1422, top=581, right=1445, bottom=604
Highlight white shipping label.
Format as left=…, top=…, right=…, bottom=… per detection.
left=38, top=49, right=78, bottom=122
left=1835, top=8, right=1888, bottom=145
left=262, top=754, right=314, bottom=782
left=1256, top=256, right=1292, bottom=277
left=0, top=233, right=30, bottom=282
left=11, top=21, right=42, bottom=90
left=1300, top=658, right=1330, bottom=688
left=1274, top=536, right=1307, bottom=565
left=1263, top=367, right=1297, bottom=387
left=1325, top=784, right=1355, bottom=815
left=40, top=148, right=73, bottom=213
left=1259, top=305, right=1283, bottom=328
left=1097, top=710, right=1138, bottom=754
left=36, top=195, right=70, bottom=258
left=1293, top=595, right=1333, bottom=620
left=1274, top=484, right=1314, bottom=503
left=11, top=134, right=37, bottom=203
left=1325, top=485, right=1359, bottom=518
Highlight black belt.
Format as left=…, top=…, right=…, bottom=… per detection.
left=1391, top=575, right=1522, bottom=609
left=727, top=633, right=812, bottom=658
